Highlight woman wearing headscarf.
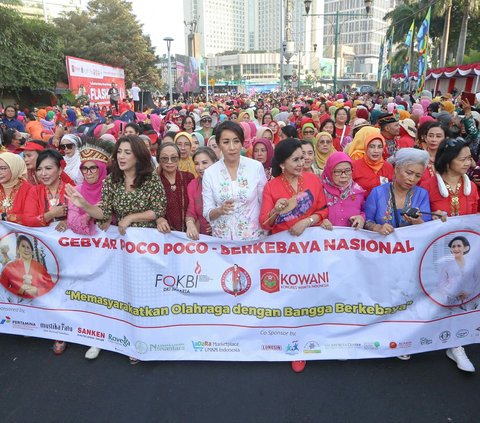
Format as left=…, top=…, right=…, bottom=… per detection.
left=252, top=138, right=274, bottom=181
left=67, top=137, right=114, bottom=236
left=239, top=122, right=255, bottom=157
left=320, top=152, right=366, bottom=230
left=60, top=134, right=83, bottom=184
left=345, top=126, right=380, bottom=159
left=312, top=132, right=335, bottom=175
left=255, top=127, right=274, bottom=144
left=191, top=132, right=205, bottom=155
left=0, top=153, right=32, bottom=224
left=173, top=132, right=197, bottom=177
left=65, top=108, right=77, bottom=129
left=266, top=120, right=281, bottom=146
left=352, top=133, right=394, bottom=196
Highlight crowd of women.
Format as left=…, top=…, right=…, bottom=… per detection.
left=0, top=88, right=479, bottom=372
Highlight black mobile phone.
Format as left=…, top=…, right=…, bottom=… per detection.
left=401, top=207, right=420, bottom=219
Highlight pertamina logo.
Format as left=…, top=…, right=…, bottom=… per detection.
left=260, top=268, right=329, bottom=293
left=0, top=316, right=11, bottom=324
left=156, top=261, right=212, bottom=293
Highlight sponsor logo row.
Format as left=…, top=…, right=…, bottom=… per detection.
left=155, top=262, right=329, bottom=296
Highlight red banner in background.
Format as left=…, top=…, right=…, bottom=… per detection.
left=66, top=56, right=126, bottom=106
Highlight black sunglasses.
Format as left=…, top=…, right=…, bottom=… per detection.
left=59, top=143, right=74, bottom=150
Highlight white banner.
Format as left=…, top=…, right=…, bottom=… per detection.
left=0, top=216, right=479, bottom=361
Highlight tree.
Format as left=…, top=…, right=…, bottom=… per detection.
left=455, top=0, right=479, bottom=64
left=383, top=0, right=480, bottom=67
left=0, top=5, right=64, bottom=91
left=54, top=0, right=161, bottom=88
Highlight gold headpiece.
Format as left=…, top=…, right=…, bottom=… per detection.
left=78, top=137, right=115, bottom=163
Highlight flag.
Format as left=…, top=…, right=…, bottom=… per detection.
left=377, top=37, right=385, bottom=88
left=416, top=7, right=431, bottom=94
left=404, top=21, right=414, bottom=87
left=383, top=28, right=394, bottom=83
left=405, top=20, right=414, bottom=48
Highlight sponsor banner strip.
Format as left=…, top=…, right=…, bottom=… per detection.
left=0, top=216, right=479, bottom=361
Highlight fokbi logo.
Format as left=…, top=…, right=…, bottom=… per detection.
left=0, top=316, right=11, bottom=324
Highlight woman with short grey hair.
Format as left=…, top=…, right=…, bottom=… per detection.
left=364, top=147, right=433, bottom=361
left=364, top=148, right=432, bottom=235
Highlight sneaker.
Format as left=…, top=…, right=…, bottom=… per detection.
left=397, top=355, right=411, bottom=361
left=291, top=360, right=306, bottom=373
left=53, top=341, right=67, bottom=355
left=446, top=347, right=475, bottom=372
left=85, top=347, right=101, bottom=360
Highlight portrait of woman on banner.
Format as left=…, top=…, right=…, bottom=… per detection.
left=438, top=236, right=480, bottom=310
left=0, top=235, right=54, bottom=299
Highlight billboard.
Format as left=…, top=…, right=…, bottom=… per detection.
left=175, top=54, right=200, bottom=94
left=66, top=56, right=126, bottom=106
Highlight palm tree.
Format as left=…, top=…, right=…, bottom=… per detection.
left=456, top=0, right=479, bottom=64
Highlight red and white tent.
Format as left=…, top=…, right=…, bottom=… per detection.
left=392, top=63, right=480, bottom=94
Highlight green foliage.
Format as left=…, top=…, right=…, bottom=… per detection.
left=0, top=6, right=64, bottom=90
left=57, top=89, right=76, bottom=106
left=54, top=0, right=162, bottom=88
left=383, top=0, right=480, bottom=66
left=460, top=50, right=480, bottom=65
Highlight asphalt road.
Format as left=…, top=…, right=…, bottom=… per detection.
left=0, top=334, right=479, bottom=423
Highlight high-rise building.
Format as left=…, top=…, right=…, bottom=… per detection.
left=322, top=0, right=397, bottom=77
left=183, top=0, right=248, bottom=56
left=183, top=0, right=306, bottom=56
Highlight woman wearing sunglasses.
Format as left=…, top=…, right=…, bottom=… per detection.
left=67, top=137, right=114, bottom=236
left=59, top=134, right=83, bottom=184
left=198, top=112, right=214, bottom=140
left=156, top=142, right=194, bottom=233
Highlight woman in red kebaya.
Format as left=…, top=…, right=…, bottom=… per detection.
left=333, top=107, right=350, bottom=151
left=23, top=150, right=68, bottom=230
left=21, top=141, right=74, bottom=186
left=0, top=153, right=32, bottom=224
left=260, top=138, right=328, bottom=374
left=352, top=133, right=394, bottom=197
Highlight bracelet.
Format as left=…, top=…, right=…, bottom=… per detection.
left=308, top=217, right=314, bottom=226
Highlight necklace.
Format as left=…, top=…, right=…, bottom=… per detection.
left=0, top=184, right=20, bottom=211
left=443, top=179, right=461, bottom=216
left=47, top=184, right=61, bottom=208
left=281, top=174, right=304, bottom=197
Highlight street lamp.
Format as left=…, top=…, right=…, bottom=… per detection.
left=304, top=0, right=372, bottom=94
left=163, top=36, right=174, bottom=105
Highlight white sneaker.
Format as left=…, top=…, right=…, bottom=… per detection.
left=446, top=347, right=475, bottom=372
left=85, top=347, right=101, bottom=360
left=397, top=355, right=411, bottom=361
